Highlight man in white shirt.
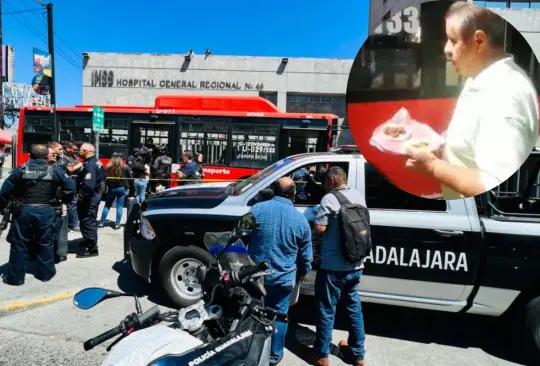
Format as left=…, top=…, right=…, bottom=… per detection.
left=405, top=2, right=539, bottom=199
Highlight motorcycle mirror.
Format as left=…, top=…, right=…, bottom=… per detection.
left=216, top=213, right=256, bottom=261
left=73, top=287, right=126, bottom=310
left=233, top=212, right=256, bottom=237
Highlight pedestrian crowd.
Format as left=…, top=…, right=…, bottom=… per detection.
left=0, top=138, right=205, bottom=288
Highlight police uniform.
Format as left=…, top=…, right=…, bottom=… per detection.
left=51, top=157, right=71, bottom=262
left=153, top=154, right=172, bottom=189
left=76, top=155, right=105, bottom=257
left=0, top=159, right=75, bottom=285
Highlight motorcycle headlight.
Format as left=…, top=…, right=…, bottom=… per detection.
left=140, top=215, right=156, bottom=240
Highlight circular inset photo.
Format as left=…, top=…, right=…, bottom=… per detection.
left=347, top=0, right=540, bottom=200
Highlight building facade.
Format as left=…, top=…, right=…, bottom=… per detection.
left=81, top=54, right=351, bottom=116
left=2, top=45, right=14, bottom=83
left=81, top=52, right=355, bottom=144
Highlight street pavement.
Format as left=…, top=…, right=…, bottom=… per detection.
left=0, top=206, right=535, bottom=365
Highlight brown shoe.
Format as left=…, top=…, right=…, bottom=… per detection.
left=338, top=340, right=349, bottom=348
left=314, top=358, right=329, bottom=366
left=338, top=340, right=365, bottom=365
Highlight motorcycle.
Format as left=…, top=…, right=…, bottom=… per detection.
left=72, top=212, right=288, bottom=366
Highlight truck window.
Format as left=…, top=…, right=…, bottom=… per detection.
left=364, top=164, right=447, bottom=211
left=263, top=162, right=350, bottom=206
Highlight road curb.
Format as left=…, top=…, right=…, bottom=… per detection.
left=0, top=291, right=75, bottom=316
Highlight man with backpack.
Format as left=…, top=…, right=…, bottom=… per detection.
left=312, top=166, right=370, bottom=366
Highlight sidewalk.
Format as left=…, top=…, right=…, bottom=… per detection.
left=0, top=208, right=130, bottom=316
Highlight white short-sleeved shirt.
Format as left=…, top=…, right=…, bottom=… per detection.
left=442, top=56, right=539, bottom=200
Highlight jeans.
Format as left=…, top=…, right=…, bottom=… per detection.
left=67, top=195, right=79, bottom=229
left=264, top=280, right=295, bottom=364
left=100, top=186, right=128, bottom=225
left=134, top=179, right=148, bottom=204
left=314, top=269, right=365, bottom=362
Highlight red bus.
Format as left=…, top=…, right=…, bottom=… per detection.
left=15, top=94, right=341, bottom=182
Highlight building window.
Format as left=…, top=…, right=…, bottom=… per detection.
left=365, top=164, right=447, bottom=211
left=483, top=1, right=510, bottom=7
left=286, top=94, right=345, bottom=104
left=259, top=92, right=278, bottom=107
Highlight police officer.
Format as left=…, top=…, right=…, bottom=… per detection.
left=47, top=141, right=70, bottom=264
left=76, top=143, right=106, bottom=258
left=153, top=150, right=173, bottom=190
left=0, top=144, right=75, bottom=286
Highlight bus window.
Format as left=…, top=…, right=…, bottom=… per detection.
left=98, top=119, right=129, bottom=159
left=179, top=122, right=229, bottom=166
left=231, top=122, right=278, bottom=170
left=22, top=114, right=52, bottom=153
left=135, top=125, right=171, bottom=154
left=59, top=117, right=92, bottom=146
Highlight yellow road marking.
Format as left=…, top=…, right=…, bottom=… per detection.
left=0, top=291, right=75, bottom=314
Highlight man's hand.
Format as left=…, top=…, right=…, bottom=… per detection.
left=404, top=146, right=440, bottom=176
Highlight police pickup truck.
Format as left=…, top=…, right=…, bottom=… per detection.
left=124, top=147, right=540, bottom=354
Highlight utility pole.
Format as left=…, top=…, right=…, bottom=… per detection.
left=46, top=3, right=57, bottom=140
left=0, top=0, right=4, bottom=130
left=35, top=1, right=57, bottom=140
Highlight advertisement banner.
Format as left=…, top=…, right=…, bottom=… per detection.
left=31, top=73, right=52, bottom=96
left=33, top=48, right=51, bottom=77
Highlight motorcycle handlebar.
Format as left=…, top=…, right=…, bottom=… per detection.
left=237, top=261, right=269, bottom=282
left=83, top=306, right=161, bottom=351
left=84, top=325, right=123, bottom=351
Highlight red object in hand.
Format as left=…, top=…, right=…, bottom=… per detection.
left=128, top=328, right=135, bottom=334
left=223, top=273, right=230, bottom=282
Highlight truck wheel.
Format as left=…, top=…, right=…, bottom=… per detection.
left=158, top=245, right=213, bottom=308
left=525, top=296, right=540, bottom=360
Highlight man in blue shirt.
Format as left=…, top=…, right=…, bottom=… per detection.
left=175, top=151, right=199, bottom=186
left=249, top=177, right=313, bottom=365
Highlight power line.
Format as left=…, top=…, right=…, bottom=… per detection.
left=19, top=0, right=80, bottom=62
left=2, top=7, right=43, bottom=15
left=4, top=2, right=81, bottom=70
left=16, top=0, right=81, bottom=69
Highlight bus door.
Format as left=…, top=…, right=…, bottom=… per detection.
left=279, top=118, right=329, bottom=159
left=129, top=120, right=177, bottom=163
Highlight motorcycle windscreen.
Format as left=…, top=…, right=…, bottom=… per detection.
left=203, top=232, right=255, bottom=273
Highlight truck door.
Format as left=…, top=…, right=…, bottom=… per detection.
left=360, top=161, right=482, bottom=312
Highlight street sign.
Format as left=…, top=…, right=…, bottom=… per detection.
left=92, top=105, right=104, bottom=133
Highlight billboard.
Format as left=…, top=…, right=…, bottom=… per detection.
left=32, top=48, right=51, bottom=77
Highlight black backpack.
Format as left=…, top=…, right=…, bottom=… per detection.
left=331, top=190, right=372, bottom=263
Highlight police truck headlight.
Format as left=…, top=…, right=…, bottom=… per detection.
left=140, top=215, right=156, bottom=240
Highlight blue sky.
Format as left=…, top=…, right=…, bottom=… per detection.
left=3, top=0, right=368, bottom=107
